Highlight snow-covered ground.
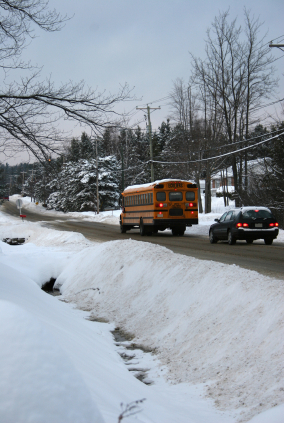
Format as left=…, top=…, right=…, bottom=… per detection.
left=0, top=197, right=284, bottom=423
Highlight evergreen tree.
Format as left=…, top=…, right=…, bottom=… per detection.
left=98, top=155, right=120, bottom=210
left=67, top=138, right=81, bottom=162
left=45, top=155, right=120, bottom=212
left=80, top=132, right=94, bottom=159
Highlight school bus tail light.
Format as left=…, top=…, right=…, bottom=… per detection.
left=185, top=202, right=197, bottom=208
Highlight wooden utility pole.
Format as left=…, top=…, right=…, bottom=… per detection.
left=136, top=105, right=161, bottom=182
left=120, top=145, right=124, bottom=191
left=20, top=171, right=27, bottom=194
left=95, top=137, right=100, bottom=214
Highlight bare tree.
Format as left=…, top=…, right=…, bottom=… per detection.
left=0, top=1, right=132, bottom=163
left=241, top=8, right=278, bottom=190
left=190, top=9, right=278, bottom=206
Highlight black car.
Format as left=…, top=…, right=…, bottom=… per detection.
left=209, top=207, right=279, bottom=245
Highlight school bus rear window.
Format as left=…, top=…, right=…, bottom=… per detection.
left=186, top=192, right=195, bottom=201
left=169, top=191, right=183, bottom=201
left=156, top=192, right=166, bottom=201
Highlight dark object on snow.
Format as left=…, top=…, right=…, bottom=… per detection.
left=42, top=278, right=58, bottom=293
left=2, top=237, right=25, bottom=245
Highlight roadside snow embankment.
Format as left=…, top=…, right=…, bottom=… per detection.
left=56, top=239, right=284, bottom=422
left=0, top=263, right=104, bottom=423
left=1, top=215, right=237, bottom=423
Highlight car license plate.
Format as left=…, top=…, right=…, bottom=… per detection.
left=255, top=223, right=263, bottom=228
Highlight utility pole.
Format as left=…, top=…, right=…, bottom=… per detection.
left=20, top=171, right=27, bottom=194
left=95, top=136, right=100, bottom=214
left=9, top=175, right=13, bottom=197
left=120, top=145, right=124, bottom=192
left=136, top=104, right=161, bottom=182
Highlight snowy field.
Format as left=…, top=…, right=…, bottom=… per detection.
left=0, top=197, right=284, bottom=423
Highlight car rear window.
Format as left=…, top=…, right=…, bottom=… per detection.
left=242, top=209, right=273, bottom=219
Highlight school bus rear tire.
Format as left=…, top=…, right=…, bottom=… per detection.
left=140, top=218, right=146, bottom=236
left=120, top=220, right=127, bottom=233
left=172, top=227, right=185, bottom=236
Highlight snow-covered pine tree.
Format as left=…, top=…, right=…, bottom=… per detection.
left=123, top=126, right=150, bottom=186
left=98, top=155, right=120, bottom=210
left=46, top=155, right=120, bottom=212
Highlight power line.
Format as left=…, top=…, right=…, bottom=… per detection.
left=111, top=161, right=149, bottom=174
left=110, top=130, right=284, bottom=175
left=152, top=131, right=284, bottom=165
left=250, top=97, right=284, bottom=112
left=200, top=127, right=284, bottom=152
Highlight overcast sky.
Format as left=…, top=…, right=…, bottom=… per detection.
left=5, top=0, right=284, bottom=164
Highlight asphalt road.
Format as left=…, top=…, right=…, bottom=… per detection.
left=2, top=201, right=284, bottom=280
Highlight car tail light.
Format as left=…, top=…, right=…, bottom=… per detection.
left=269, top=222, right=279, bottom=227
left=236, top=222, right=249, bottom=228
left=276, top=223, right=279, bottom=227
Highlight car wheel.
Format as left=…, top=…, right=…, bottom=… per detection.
left=246, top=239, right=253, bottom=244
left=140, top=219, right=145, bottom=236
left=120, top=220, right=127, bottom=233
left=228, top=230, right=236, bottom=245
left=264, top=238, right=273, bottom=245
left=209, top=230, right=218, bottom=244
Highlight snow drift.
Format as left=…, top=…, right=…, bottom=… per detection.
left=56, top=239, right=284, bottom=422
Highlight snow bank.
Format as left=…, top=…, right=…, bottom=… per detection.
left=1, top=205, right=283, bottom=422
left=0, top=265, right=104, bottom=423
left=56, top=239, right=284, bottom=422
left=0, top=213, right=235, bottom=423
left=0, top=216, right=92, bottom=287
left=0, top=300, right=101, bottom=423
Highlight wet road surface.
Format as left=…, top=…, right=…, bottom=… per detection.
left=2, top=201, right=284, bottom=280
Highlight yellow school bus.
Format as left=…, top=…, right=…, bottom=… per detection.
left=120, top=179, right=198, bottom=236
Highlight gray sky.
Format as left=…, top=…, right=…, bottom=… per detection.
left=4, top=0, right=284, bottom=164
